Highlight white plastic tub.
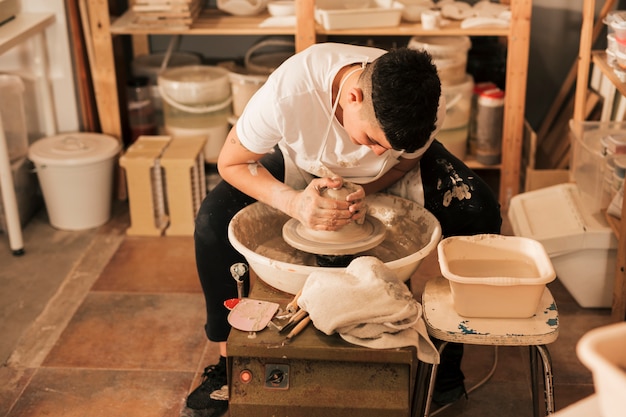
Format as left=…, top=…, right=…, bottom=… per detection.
left=315, top=0, right=403, bottom=30
left=28, top=133, right=121, bottom=230
left=577, top=322, right=626, bottom=417
left=508, top=183, right=618, bottom=308
left=437, top=234, right=556, bottom=318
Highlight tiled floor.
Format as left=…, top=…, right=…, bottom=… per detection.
left=0, top=201, right=616, bottom=417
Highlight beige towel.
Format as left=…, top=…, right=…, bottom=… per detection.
left=298, top=256, right=439, bottom=364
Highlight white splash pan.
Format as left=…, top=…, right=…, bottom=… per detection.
left=228, top=193, right=442, bottom=295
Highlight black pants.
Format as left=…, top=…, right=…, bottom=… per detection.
left=194, top=140, right=502, bottom=386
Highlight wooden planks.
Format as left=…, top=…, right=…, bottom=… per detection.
left=129, top=0, right=203, bottom=29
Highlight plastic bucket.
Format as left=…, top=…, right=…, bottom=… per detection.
left=226, top=39, right=294, bottom=118
left=131, top=52, right=202, bottom=111
left=28, top=133, right=121, bottom=230
left=438, top=75, right=474, bottom=159
left=408, top=36, right=471, bottom=85
left=228, top=70, right=267, bottom=117
left=158, top=65, right=232, bottom=162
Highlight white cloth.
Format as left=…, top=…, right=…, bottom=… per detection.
left=297, top=256, right=439, bottom=364
left=236, top=43, right=445, bottom=186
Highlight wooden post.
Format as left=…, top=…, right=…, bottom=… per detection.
left=499, top=0, right=532, bottom=211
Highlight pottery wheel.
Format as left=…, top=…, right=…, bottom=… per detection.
left=282, top=216, right=386, bottom=256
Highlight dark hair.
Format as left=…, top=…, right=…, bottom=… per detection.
left=370, top=47, right=441, bottom=153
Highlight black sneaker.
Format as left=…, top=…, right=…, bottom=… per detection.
left=186, top=358, right=228, bottom=410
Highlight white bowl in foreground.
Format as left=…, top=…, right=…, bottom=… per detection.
left=228, top=193, right=442, bottom=294
left=577, top=322, right=626, bottom=417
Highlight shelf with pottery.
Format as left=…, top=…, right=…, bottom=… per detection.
left=84, top=0, right=529, bottom=209
left=296, top=0, right=530, bottom=209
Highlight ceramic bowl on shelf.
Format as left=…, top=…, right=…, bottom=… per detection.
left=267, top=1, right=295, bottom=16
left=217, top=0, right=268, bottom=16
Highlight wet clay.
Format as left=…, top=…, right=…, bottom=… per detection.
left=280, top=183, right=387, bottom=255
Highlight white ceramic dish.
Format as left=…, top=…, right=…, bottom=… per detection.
left=217, top=0, right=268, bottom=16
left=314, top=0, right=403, bottom=30
left=267, top=0, right=295, bottom=16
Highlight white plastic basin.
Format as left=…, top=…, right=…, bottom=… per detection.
left=577, top=322, right=626, bottom=417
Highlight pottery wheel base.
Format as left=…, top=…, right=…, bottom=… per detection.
left=282, top=216, right=386, bottom=256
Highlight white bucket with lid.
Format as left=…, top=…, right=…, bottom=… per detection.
left=158, top=65, right=232, bottom=162
left=227, top=39, right=295, bottom=117
left=408, top=36, right=471, bottom=85
left=28, top=133, right=121, bottom=230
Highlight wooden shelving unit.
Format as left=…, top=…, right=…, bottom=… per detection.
left=83, top=0, right=531, bottom=210
left=574, top=0, right=626, bottom=321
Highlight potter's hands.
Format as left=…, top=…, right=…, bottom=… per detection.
left=287, top=177, right=365, bottom=231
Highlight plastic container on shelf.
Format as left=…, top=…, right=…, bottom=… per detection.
left=227, top=38, right=294, bottom=118
left=131, top=52, right=202, bottom=111
left=0, top=75, right=28, bottom=163
left=158, top=65, right=232, bottom=162
left=438, top=75, right=474, bottom=159
left=437, top=234, right=556, bottom=318
left=126, top=77, right=158, bottom=144
left=475, top=87, right=505, bottom=165
left=28, top=133, right=121, bottom=231
left=468, top=81, right=497, bottom=156
left=314, top=0, right=403, bottom=30
left=408, top=36, right=472, bottom=85
left=570, top=120, right=626, bottom=214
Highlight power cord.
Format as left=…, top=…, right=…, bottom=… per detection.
left=431, top=346, right=499, bottom=416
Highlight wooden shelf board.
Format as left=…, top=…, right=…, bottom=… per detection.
left=110, top=9, right=510, bottom=37
left=591, top=51, right=626, bottom=97
left=317, top=21, right=509, bottom=37
left=111, top=9, right=296, bottom=35
left=0, top=13, right=55, bottom=55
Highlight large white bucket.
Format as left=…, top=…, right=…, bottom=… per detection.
left=158, top=65, right=232, bottom=162
left=28, top=133, right=121, bottom=230
left=408, top=36, right=472, bottom=86
left=438, top=75, right=474, bottom=159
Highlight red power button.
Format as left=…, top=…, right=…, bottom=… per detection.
left=239, top=369, right=253, bottom=384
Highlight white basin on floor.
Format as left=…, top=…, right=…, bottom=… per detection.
left=228, top=193, right=442, bottom=294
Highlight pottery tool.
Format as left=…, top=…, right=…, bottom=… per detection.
left=284, top=315, right=311, bottom=341
left=279, top=308, right=309, bottom=335
left=227, top=298, right=280, bottom=332
left=285, top=288, right=303, bottom=314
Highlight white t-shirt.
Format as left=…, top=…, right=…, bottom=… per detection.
left=236, top=43, right=442, bottom=184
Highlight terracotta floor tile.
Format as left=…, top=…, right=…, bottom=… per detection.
left=7, top=368, right=192, bottom=417
left=0, top=367, right=35, bottom=416
left=43, top=292, right=206, bottom=371
left=92, top=236, right=201, bottom=293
